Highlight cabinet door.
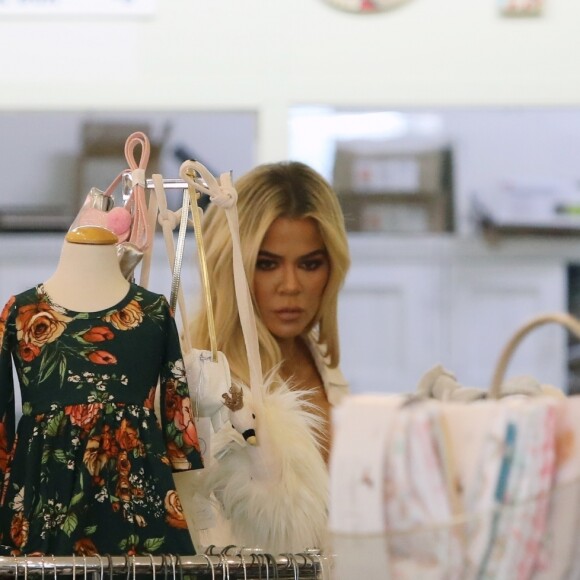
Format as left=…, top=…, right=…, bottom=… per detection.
left=338, top=263, right=443, bottom=394
left=0, top=238, right=62, bottom=303
left=448, top=262, right=567, bottom=391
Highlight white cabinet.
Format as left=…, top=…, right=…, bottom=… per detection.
left=339, top=262, right=443, bottom=394
left=448, top=262, right=566, bottom=391
left=339, top=236, right=574, bottom=395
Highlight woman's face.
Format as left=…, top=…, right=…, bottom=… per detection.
left=253, top=217, right=330, bottom=341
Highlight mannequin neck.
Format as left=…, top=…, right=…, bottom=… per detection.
left=43, top=241, right=130, bottom=312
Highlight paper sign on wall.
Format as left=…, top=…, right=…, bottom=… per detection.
left=0, top=0, right=156, bottom=15
left=498, top=0, right=543, bottom=16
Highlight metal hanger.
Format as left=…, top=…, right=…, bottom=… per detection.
left=104, top=554, right=114, bottom=580
left=93, top=553, right=104, bottom=579
left=167, top=553, right=176, bottom=580
left=237, top=551, right=248, bottom=580
left=219, top=553, right=230, bottom=580
left=147, top=553, right=156, bottom=579
left=175, top=554, right=184, bottom=580
left=200, top=553, right=215, bottom=580
left=265, top=553, right=279, bottom=580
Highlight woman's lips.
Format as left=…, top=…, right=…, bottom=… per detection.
left=274, top=308, right=303, bottom=321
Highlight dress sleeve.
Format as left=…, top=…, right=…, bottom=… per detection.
left=159, top=298, right=203, bottom=472
left=0, top=296, right=16, bottom=482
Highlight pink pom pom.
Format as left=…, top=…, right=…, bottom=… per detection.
left=106, top=207, right=132, bottom=241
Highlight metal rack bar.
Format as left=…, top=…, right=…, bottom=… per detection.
left=0, top=550, right=327, bottom=578
left=145, top=178, right=192, bottom=190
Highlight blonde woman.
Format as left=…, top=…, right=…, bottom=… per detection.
left=190, top=160, right=351, bottom=464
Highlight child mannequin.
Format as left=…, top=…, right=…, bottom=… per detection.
left=0, top=225, right=202, bottom=557
left=43, top=229, right=130, bottom=313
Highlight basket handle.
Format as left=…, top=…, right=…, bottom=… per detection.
left=489, top=312, right=580, bottom=399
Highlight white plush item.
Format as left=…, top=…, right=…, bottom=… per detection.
left=417, top=364, right=566, bottom=401
left=195, top=378, right=329, bottom=554
left=183, top=348, right=231, bottom=432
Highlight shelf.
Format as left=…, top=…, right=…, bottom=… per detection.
left=337, top=189, right=451, bottom=234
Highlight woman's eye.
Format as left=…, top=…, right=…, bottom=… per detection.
left=301, top=259, right=325, bottom=271
left=256, top=259, right=277, bottom=271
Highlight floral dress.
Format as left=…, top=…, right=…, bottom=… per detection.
left=0, top=284, right=202, bottom=556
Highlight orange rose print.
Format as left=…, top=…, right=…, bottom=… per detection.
left=103, top=300, right=143, bottom=331
left=87, top=350, right=117, bottom=365
left=166, top=441, right=190, bottom=471
left=144, top=387, right=155, bottom=410
left=83, top=436, right=108, bottom=476
left=0, top=295, right=15, bottom=345
left=117, top=451, right=131, bottom=477
left=15, top=302, right=71, bottom=347
left=10, top=512, right=29, bottom=548
left=0, top=423, right=10, bottom=473
left=164, top=490, right=188, bottom=529
left=116, top=475, right=132, bottom=502
left=173, top=397, right=201, bottom=451
left=74, top=537, right=98, bottom=556
left=18, top=342, right=40, bottom=363
left=100, top=425, right=119, bottom=458
left=82, top=326, right=114, bottom=343
left=65, top=403, right=103, bottom=432
left=115, top=419, right=142, bottom=453
left=164, top=380, right=178, bottom=422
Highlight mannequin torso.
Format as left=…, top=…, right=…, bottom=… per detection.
left=43, top=240, right=130, bottom=313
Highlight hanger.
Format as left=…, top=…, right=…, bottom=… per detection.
left=145, top=553, right=155, bottom=579
left=175, top=554, right=184, bottom=580
left=51, top=554, right=58, bottom=580
left=169, top=554, right=177, bottom=580
left=219, top=553, right=230, bottom=580
left=160, top=554, right=168, bottom=580
left=237, top=552, right=249, bottom=580
left=264, top=553, right=278, bottom=580
left=104, top=554, right=114, bottom=580
left=123, top=554, right=130, bottom=580
left=94, top=554, right=104, bottom=580
left=287, top=553, right=300, bottom=580
left=200, top=553, right=216, bottom=580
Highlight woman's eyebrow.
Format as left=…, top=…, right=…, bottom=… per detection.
left=301, top=249, right=328, bottom=259
left=257, top=249, right=327, bottom=259
left=257, top=250, right=281, bottom=259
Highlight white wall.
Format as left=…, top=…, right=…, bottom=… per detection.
left=0, top=0, right=579, bottom=162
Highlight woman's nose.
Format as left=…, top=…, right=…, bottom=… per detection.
left=278, top=266, right=301, bottom=294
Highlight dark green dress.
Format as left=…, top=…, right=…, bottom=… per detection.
left=0, top=284, right=202, bottom=556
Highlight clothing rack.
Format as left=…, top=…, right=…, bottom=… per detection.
left=145, top=178, right=194, bottom=190
left=0, top=549, right=327, bottom=578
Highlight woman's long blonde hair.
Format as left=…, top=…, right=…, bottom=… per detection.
left=190, top=161, right=350, bottom=386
